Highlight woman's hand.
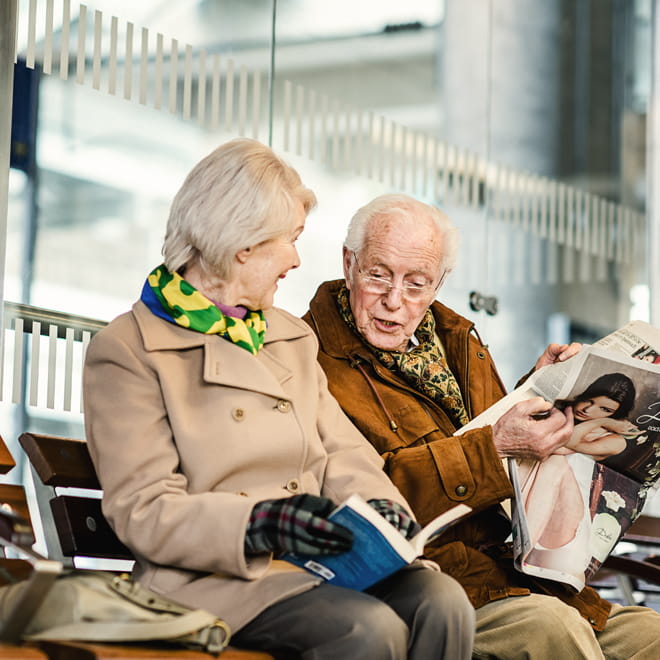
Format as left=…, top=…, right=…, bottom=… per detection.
left=244, top=494, right=353, bottom=556
left=368, top=499, right=421, bottom=539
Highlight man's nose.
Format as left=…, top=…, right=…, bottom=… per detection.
left=382, top=285, right=403, bottom=309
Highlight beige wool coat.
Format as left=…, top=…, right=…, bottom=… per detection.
left=83, top=300, right=411, bottom=632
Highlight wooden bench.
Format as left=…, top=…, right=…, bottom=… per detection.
left=17, top=432, right=290, bottom=660
left=0, top=438, right=57, bottom=658
left=0, top=438, right=251, bottom=660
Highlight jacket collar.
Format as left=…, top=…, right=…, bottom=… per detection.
left=306, top=280, right=364, bottom=359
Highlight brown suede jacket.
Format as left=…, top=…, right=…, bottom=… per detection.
left=303, top=279, right=611, bottom=630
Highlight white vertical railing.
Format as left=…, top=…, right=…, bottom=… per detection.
left=2, top=303, right=106, bottom=416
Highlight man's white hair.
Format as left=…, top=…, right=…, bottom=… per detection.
left=343, top=193, right=459, bottom=275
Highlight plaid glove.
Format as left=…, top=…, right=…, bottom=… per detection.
left=245, top=494, right=354, bottom=556
left=368, top=499, right=421, bottom=540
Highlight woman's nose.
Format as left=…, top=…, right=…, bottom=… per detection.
left=291, top=246, right=301, bottom=270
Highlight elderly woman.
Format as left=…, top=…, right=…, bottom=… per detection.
left=82, top=139, right=474, bottom=660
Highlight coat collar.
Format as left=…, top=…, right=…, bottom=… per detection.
left=133, top=301, right=307, bottom=351
left=132, top=301, right=308, bottom=399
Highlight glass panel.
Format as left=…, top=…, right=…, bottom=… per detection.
left=8, top=0, right=277, bottom=447
left=6, top=0, right=655, bottom=395
left=269, top=1, right=447, bottom=316
left=12, top=0, right=275, bottom=321
left=441, top=0, right=652, bottom=388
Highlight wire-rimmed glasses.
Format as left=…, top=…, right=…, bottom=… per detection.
left=351, top=252, right=445, bottom=302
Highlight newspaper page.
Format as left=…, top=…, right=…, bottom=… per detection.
left=457, top=320, right=660, bottom=590
left=456, top=320, right=660, bottom=436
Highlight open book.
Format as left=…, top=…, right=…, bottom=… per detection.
left=457, top=320, right=660, bottom=591
left=283, top=494, right=471, bottom=591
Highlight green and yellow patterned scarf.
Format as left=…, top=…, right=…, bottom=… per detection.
left=141, top=264, right=267, bottom=355
left=337, top=284, right=469, bottom=428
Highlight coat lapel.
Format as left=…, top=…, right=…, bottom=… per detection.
left=133, top=301, right=306, bottom=400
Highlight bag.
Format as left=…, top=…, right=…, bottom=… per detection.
left=0, top=570, right=231, bottom=655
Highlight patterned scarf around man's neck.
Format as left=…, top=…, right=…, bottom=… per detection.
left=141, top=264, right=267, bottom=355
left=336, top=284, right=469, bottom=428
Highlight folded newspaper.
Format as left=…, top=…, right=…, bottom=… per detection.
left=457, top=320, right=660, bottom=591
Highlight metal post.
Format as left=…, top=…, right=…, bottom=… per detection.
left=0, top=0, right=18, bottom=340
left=649, top=0, right=660, bottom=327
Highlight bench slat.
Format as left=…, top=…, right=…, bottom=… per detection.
left=19, top=434, right=100, bottom=490
left=38, top=640, right=278, bottom=660
left=0, top=443, right=16, bottom=475
left=0, top=642, right=48, bottom=659
left=50, top=496, right=132, bottom=560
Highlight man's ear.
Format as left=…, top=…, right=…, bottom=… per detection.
left=236, top=246, right=252, bottom=264
left=342, top=246, right=352, bottom=285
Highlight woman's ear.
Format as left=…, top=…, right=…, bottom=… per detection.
left=236, top=246, right=252, bottom=264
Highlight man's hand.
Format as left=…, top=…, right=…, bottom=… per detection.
left=491, top=397, right=574, bottom=461
left=534, top=342, right=582, bottom=371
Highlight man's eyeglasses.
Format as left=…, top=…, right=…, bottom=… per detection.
left=351, top=252, right=445, bottom=302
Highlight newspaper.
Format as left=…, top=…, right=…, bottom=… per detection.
left=457, top=320, right=660, bottom=591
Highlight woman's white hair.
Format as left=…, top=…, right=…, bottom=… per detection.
left=162, top=138, right=317, bottom=280
left=344, top=193, right=460, bottom=275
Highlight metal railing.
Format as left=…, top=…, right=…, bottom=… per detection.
left=2, top=301, right=107, bottom=414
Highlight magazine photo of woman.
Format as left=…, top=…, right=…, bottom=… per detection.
left=517, top=372, right=641, bottom=584
left=558, top=372, right=643, bottom=461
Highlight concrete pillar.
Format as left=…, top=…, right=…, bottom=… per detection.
left=0, top=0, right=18, bottom=334
left=441, top=0, right=562, bottom=175
left=649, top=0, right=660, bottom=326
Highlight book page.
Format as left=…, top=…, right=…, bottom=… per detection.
left=409, top=503, right=472, bottom=554
left=331, top=494, right=413, bottom=558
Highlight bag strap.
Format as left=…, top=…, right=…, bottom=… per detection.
left=25, top=609, right=231, bottom=654
left=23, top=572, right=232, bottom=654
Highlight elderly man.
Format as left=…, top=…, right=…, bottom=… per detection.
left=303, top=193, right=660, bottom=659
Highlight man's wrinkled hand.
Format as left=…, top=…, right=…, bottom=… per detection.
left=534, top=342, right=582, bottom=371
left=491, top=397, right=574, bottom=461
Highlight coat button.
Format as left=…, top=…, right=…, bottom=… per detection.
left=285, top=478, right=300, bottom=493
left=455, top=485, right=468, bottom=496
left=276, top=400, right=291, bottom=413
left=231, top=408, right=245, bottom=421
